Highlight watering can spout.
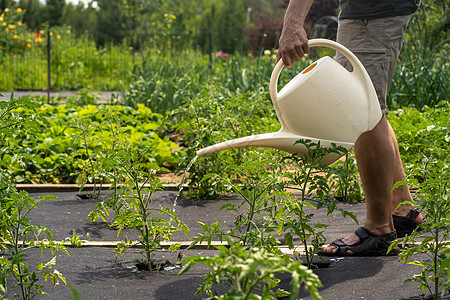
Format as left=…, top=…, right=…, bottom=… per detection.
left=196, top=131, right=354, bottom=165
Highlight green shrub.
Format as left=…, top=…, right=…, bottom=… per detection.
left=0, top=98, right=181, bottom=184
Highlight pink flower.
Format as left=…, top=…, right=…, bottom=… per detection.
left=215, top=51, right=229, bottom=57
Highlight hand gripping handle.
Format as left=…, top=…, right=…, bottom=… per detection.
left=270, top=38, right=375, bottom=128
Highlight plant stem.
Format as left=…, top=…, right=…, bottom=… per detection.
left=244, top=274, right=267, bottom=300
left=433, top=218, right=439, bottom=299
left=301, top=167, right=312, bottom=268
left=243, top=185, right=257, bottom=246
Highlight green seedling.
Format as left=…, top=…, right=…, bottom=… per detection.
left=87, top=145, right=189, bottom=270
left=187, top=150, right=288, bottom=253
left=0, top=93, right=68, bottom=299
left=329, top=151, right=364, bottom=202
left=64, top=230, right=90, bottom=248
left=0, top=178, right=68, bottom=299
left=280, top=140, right=358, bottom=268
left=390, top=158, right=449, bottom=299
left=179, top=236, right=323, bottom=300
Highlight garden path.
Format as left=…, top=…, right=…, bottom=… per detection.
left=0, top=90, right=120, bottom=103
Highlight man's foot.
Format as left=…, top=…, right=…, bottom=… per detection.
left=393, top=207, right=423, bottom=237
left=320, top=227, right=398, bottom=256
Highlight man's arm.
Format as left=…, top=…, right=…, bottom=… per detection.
left=277, top=0, right=315, bottom=67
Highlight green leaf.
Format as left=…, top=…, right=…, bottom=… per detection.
left=284, top=232, right=294, bottom=249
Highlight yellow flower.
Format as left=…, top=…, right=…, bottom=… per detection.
left=263, top=49, right=271, bottom=56
left=37, top=37, right=42, bottom=43
left=39, top=30, right=44, bottom=35
left=17, top=8, right=22, bottom=13
left=0, top=17, right=3, bottom=22
left=66, top=29, right=71, bottom=34
left=26, top=43, right=31, bottom=48
left=13, top=34, right=18, bottom=39
left=4, top=8, right=9, bottom=13
left=17, top=21, right=22, bottom=26
left=49, top=32, right=53, bottom=36
left=56, top=34, right=61, bottom=39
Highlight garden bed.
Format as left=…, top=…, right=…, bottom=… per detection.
left=4, top=190, right=434, bottom=300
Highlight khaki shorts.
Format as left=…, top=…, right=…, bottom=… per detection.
left=334, top=15, right=411, bottom=114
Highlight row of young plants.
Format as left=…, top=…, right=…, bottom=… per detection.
left=1, top=90, right=448, bottom=299
left=0, top=94, right=328, bottom=299
left=174, top=95, right=449, bottom=299
left=0, top=96, right=69, bottom=299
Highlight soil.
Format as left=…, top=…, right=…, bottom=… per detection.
left=3, top=189, right=446, bottom=300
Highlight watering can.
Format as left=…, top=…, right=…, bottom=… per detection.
left=196, top=39, right=382, bottom=164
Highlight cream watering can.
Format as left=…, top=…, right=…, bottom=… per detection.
left=196, top=39, right=382, bottom=164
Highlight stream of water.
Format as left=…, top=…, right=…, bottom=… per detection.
left=174, top=155, right=198, bottom=207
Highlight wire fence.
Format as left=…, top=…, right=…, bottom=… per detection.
left=1, top=30, right=137, bottom=92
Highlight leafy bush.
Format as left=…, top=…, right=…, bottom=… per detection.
left=388, top=101, right=449, bottom=169
left=174, top=84, right=279, bottom=198
left=0, top=98, right=181, bottom=184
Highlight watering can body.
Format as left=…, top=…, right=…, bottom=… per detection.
left=197, top=39, right=382, bottom=164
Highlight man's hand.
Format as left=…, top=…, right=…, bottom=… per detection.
left=277, top=26, right=310, bottom=68
left=276, top=0, right=315, bottom=68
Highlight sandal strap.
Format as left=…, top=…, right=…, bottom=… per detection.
left=354, top=226, right=371, bottom=240
left=330, top=239, right=349, bottom=255
left=405, top=207, right=421, bottom=221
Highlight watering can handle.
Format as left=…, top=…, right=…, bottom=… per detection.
left=270, top=38, right=374, bottom=128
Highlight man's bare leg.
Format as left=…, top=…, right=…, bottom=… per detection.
left=322, top=116, right=400, bottom=254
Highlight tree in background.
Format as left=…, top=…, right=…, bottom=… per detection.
left=63, top=1, right=97, bottom=36
left=46, top=0, right=65, bottom=26
left=214, top=0, right=246, bottom=53
left=95, top=0, right=126, bottom=46
left=0, top=0, right=14, bottom=10
left=195, top=0, right=246, bottom=54
left=18, top=0, right=45, bottom=30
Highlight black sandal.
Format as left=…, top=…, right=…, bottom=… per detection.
left=320, top=227, right=398, bottom=257
left=393, top=207, right=422, bottom=238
